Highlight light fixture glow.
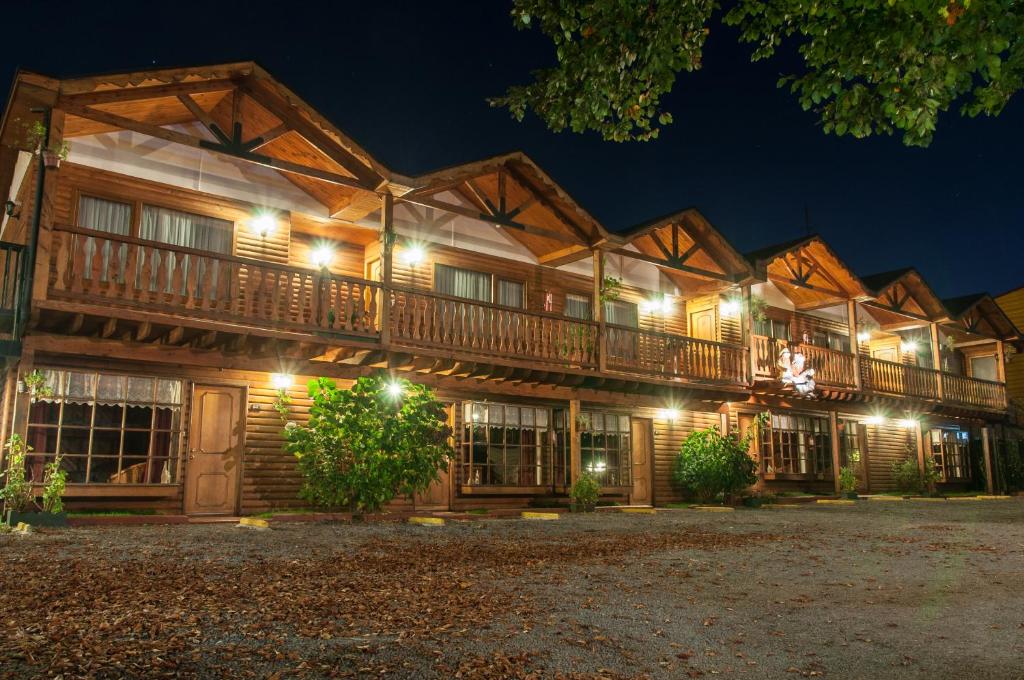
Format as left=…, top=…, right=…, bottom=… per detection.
left=642, top=295, right=674, bottom=316
left=658, top=408, right=681, bottom=422
left=270, top=373, right=294, bottom=391
left=863, top=415, right=884, bottom=426
left=401, top=244, right=426, bottom=266
left=386, top=381, right=404, bottom=398
left=250, top=212, right=277, bottom=238
left=310, top=246, right=334, bottom=269
left=901, top=340, right=919, bottom=353
left=857, top=332, right=871, bottom=343
left=719, top=299, right=741, bottom=316
left=897, top=418, right=917, bottom=429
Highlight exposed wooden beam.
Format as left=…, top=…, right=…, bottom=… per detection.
left=57, top=79, right=236, bottom=107
left=398, top=195, right=586, bottom=246
left=608, top=247, right=735, bottom=282
left=176, top=94, right=230, bottom=145
left=502, top=163, right=593, bottom=243
left=63, top=103, right=373, bottom=193
left=537, top=245, right=591, bottom=267
left=244, top=123, right=289, bottom=151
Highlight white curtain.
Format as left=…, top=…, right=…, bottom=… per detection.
left=435, top=263, right=491, bottom=302
left=497, top=280, right=524, bottom=308
left=77, top=196, right=132, bottom=282
left=604, top=299, right=638, bottom=327
left=565, top=293, right=591, bottom=320
left=140, top=205, right=233, bottom=294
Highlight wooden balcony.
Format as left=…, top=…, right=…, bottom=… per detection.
left=753, top=334, right=1007, bottom=412
left=605, top=324, right=748, bottom=384
left=0, top=241, right=25, bottom=351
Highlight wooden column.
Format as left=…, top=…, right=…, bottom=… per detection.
left=569, top=398, right=581, bottom=486
left=592, top=251, right=607, bottom=373
left=847, top=300, right=861, bottom=390
left=28, top=110, right=65, bottom=310
left=857, top=423, right=872, bottom=493
left=995, top=340, right=1006, bottom=382
left=829, top=410, right=842, bottom=495
left=913, top=420, right=928, bottom=491
left=929, top=322, right=944, bottom=401
left=745, top=285, right=756, bottom=386
left=981, top=426, right=995, bottom=494
left=8, top=349, right=35, bottom=455
left=379, top=193, right=394, bottom=347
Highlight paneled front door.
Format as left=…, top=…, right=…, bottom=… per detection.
left=184, top=385, right=243, bottom=515
left=630, top=418, right=654, bottom=505
left=689, top=307, right=717, bottom=341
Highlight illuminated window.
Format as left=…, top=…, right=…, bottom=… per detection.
left=460, top=402, right=552, bottom=486
left=26, top=369, right=183, bottom=485
left=760, top=413, right=832, bottom=477
left=930, top=428, right=970, bottom=481
left=579, top=411, right=631, bottom=486
left=565, top=293, right=591, bottom=320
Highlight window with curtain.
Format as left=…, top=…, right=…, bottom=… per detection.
left=579, top=411, right=631, bottom=486
left=755, top=317, right=790, bottom=340
left=930, top=428, right=970, bottom=481
left=77, top=196, right=132, bottom=282
left=497, top=279, right=525, bottom=308
left=604, top=299, right=638, bottom=327
left=760, top=413, right=832, bottom=477
left=565, top=293, right=591, bottom=320
left=139, top=205, right=233, bottom=294
left=26, top=369, right=183, bottom=485
left=461, top=402, right=552, bottom=486
left=969, top=355, right=998, bottom=381
left=434, top=263, right=491, bottom=302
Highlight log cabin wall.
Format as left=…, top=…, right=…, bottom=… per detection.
left=862, top=421, right=919, bottom=491
left=648, top=408, right=723, bottom=504
left=995, top=288, right=1024, bottom=403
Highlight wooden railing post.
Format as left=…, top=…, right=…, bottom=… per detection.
left=379, top=193, right=394, bottom=347
left=593, top=250, right=606, bottom=373
left=745, top=286, right=757, bottom=386
left=929, top=322, right=944, bottom=401
left=847, top=300, right=861, bottom=391
left=981, top=426, right=995, bottom=494
left=569, top=399, right=581, bottom=486
left=829, top=411, right=842, bottom=495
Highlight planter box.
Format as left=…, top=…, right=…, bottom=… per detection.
left=8, top=510, right=67, bottom=528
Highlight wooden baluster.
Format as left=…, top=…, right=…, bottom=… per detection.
left=87, top=238, right=105, bottom=295
left=153, top=250, right=170, bottom=304
left=122, top=243, right=139, bottom=303
left=53, top=233, right=69, bottom=292
left=183, top=255, right=199, bottom=309
left=103, top=242, right=121, bottom=297
left=136, top=246, right=152, bottom=304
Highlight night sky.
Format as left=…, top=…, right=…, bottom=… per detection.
left=3, top=1, right=1021, bottom=298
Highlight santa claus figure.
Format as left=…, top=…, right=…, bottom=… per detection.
left=778, top=346, right=816, bottom=396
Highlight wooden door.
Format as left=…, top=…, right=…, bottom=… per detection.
left=415, top=404, right=454, bottom=510
left=630, top=418, right=654, bottom=506
left=873, top=347, right=897, bottom=362
left=689, top=308, right=717, bottom=341
left=184, top=385, right=243, bottom=515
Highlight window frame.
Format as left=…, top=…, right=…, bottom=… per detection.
left=564, top=292, right=593, bottom=320
left=759, top=412, right=833, bottom=479
left=578, top=410, right=632, bottom=487
left=25, top=368, right=185, bottom=486
left=460, top=401, right=553, bottom=488
left=930, top=428, right=971, bottom=482
left=431, top=262, right=527, bottom=309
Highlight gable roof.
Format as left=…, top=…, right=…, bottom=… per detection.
left=860, top=267, right=949, bottom=321
left=943, top=293, right=1020, bottom=341
left=744, top=233, right=870, bottom=308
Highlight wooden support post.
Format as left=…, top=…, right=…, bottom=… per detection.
left=569, top=399, right=581, bottom=487
left=847, top=300, right=861, bottom=390
left=857, top=423, right=871, bottom=493
left=379, top=193, right=394, bottom=347
left=995, top=340, right=1006, bottom=383
left=913, top=420, right=927, bottom=484
left=929, top=322, right=944, bottom=401
left=8, top=350, right=35, bottom=452
left=829, top=411, right=842, bottom=495
left=593, top=251, right=607, bottom=373
left=29, top=110, right=65, bottom=311
left=981, top=426, right=995, bottom=494
left=745, top=285, right=756, bottom=386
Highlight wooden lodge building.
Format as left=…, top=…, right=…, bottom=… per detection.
left=0, top=63, right=1020, bottom=516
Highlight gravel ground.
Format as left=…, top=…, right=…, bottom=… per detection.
left=2, top=501, right=1023, bottom=679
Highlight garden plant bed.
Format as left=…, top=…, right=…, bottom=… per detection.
left=2, top=500, right=1023, bottom=678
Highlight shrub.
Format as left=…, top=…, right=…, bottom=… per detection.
left=1, top=435, right=35, bottom=520
left=570, top=473, right=600, bottom=510
left=41, top=454, right=67, bottom=514
left=282, top=375, right=452, bottom=516
left=839, top=466, right=857, bottom=493
left=891, top=457, right=939, bottom=494
left=672, top=414, right=764, bottom=503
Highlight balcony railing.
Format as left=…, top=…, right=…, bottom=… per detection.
left=606, top=324, right=748, bottom=385
left=0, top=241, right=25, bottom=335
left=389, top=287, right=599, bottom=369
left=43, top=228, right=1008, bottom=409
left=49, top=225, right=381, bottom=338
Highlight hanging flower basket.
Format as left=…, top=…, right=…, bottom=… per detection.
left=41, top=150, right=61, bottom=169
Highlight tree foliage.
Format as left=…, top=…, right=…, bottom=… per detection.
left=282, top=375, right=452, bottom=515
left=672, top=413, right=764, bottom=502
left=494, top=0, right=1024, bottom=146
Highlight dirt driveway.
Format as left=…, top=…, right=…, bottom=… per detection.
left=2, top=500, right=1023, bottom=679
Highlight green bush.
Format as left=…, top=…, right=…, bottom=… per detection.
left=839, top=466, right=857, bottom=494
left=283, top=375, right=452, bottom=516
left=891, top=457, right=939, bottom=494
left=570, top=473, right=600, bottom=510
left=672, top=414, right=764, bottom=503
left=41, top=454, right=67, bottom=514
left=1, top=435, right=35, bottom=520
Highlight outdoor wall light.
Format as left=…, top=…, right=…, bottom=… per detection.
left=863, top=415, right=884, bottom=426
left=719, top=299, right=741, bottom=316
left=857, top=332, right=871, bottom=343
left=310, top=245, right=334, bottom=269
left=386, top=381, right=404, bottom=397
left=658, top=408, right=681, bottom=422
left=401, top=244, right=426, bottom=266
left=250, top=212, right=277, bottom=238
left=642, top=295, right=674, bottom=316
left=897, top=418, right=918, bottom=429
left=270, top=373, right=294, bottom=391
left=901, top=340, right=919, bottom=353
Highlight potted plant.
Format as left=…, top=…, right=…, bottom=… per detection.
left=39, top=454, right=68, bottom=526
left=570, top=472, right=600, bottom=512
left=22, top=120, right=70, bottom=169
left=839, top=466, right=858, bottom=499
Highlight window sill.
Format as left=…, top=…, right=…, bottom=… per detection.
left=762, top=472, right=832, bottom=482
left=459, top=485, right=551, bottom=496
